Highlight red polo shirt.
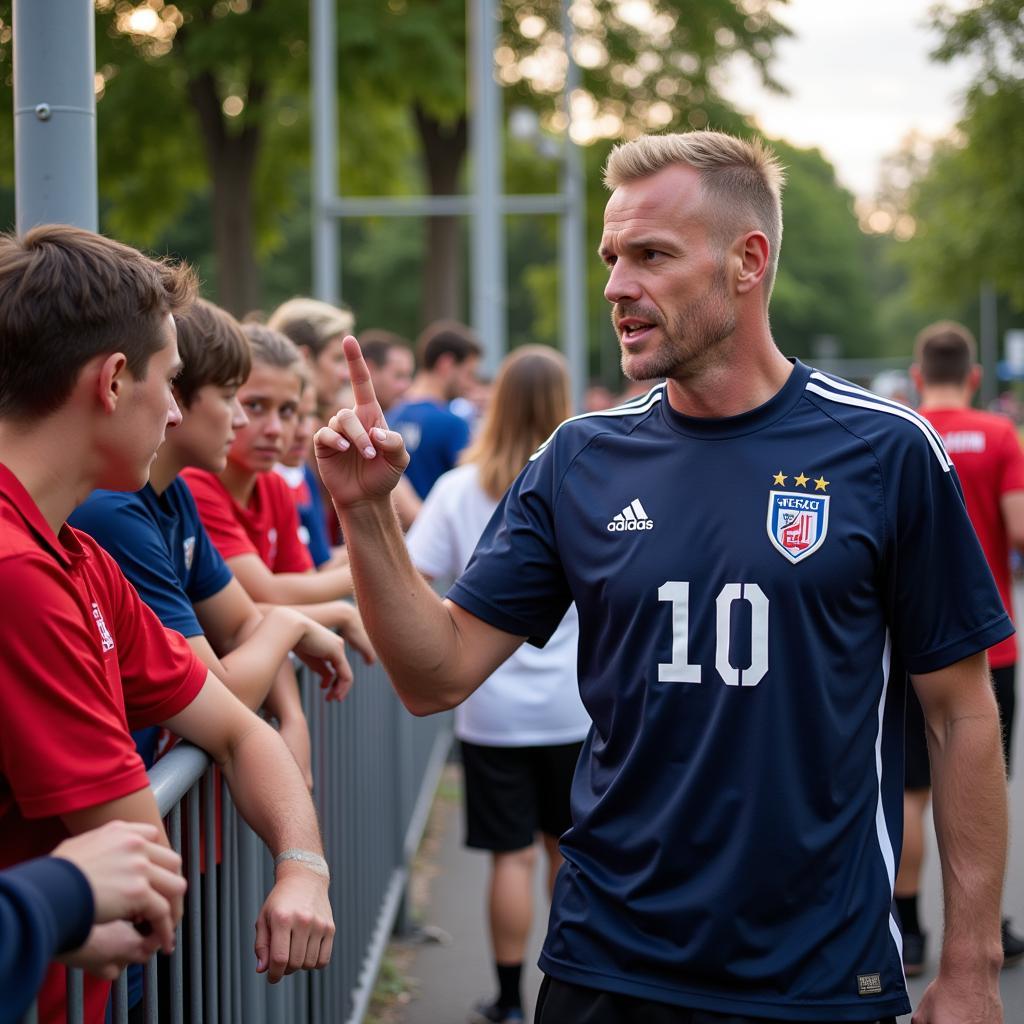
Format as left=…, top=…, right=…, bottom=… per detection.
left=0, top=464, right=207, bottom=1024
left=921, top=407, right=1024, bottom=668
left=182, top=468, right=313, bottom=573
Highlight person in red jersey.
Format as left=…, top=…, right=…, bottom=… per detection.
left=0, top=226, right=335, bottom=1024
left=183, top=323, right=360, bottom=632
left=895, top=320, right=1024, bottom=976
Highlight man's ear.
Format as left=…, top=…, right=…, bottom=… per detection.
left=968, top=365, right=982, bottom=394
left=909, top=364, right=924, bottom=393
left=96, top=352, right=129, bottom=414
left=734, top=231, right=770, bottom=296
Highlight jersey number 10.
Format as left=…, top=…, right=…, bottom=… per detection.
left=657, top=581, right=769, bottom=687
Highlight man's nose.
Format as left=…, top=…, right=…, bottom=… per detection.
left=604, top=261, right=642, bottom=305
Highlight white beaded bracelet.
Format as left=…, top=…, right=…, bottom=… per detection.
left=274, top=849, right=330, bottom=880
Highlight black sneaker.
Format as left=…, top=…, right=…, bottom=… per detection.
left=1003, top=918, right=1024, bottom=968
left=468, top=1000, right=525, bottom=1024
left=902, top=930, right=927, bottom=977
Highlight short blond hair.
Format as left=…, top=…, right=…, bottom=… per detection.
left=604, top=131, right=786, bottom=297
left=267, top=296, right=354, bottom=356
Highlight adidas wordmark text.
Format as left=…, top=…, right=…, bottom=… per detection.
left=608, top=499, right=654, bottom=532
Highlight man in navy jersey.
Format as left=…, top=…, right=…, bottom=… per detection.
left=314, top=131, right=1011, bottom=1023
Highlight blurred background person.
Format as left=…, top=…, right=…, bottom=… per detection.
left=406, top=346, right=590, bottom=1024
left=268, top=297, right=355, bottom=418
left=390, top=320, right=482, bottom=499
left=360, top=329, right=414, bottom=413
left=897, top=320, right=1024, bottom=975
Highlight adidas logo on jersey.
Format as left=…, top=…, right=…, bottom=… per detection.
left=607, top=498, right=654, bottom=532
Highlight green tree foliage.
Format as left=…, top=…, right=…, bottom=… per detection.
left=894, top=1, right=1024, bottom=314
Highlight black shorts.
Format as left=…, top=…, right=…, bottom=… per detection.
left=460, top=739, right=582, bottom=851
left=904, top=663, right=1016, bottom=789
left=534, top=976, right=897, bottom=1024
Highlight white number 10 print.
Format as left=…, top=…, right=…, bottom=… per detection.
left=657, top=581, right=770, bottom=687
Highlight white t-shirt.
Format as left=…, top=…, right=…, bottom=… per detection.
left=406, top=463, right=590, bottom=747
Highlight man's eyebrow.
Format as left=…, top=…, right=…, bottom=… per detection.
left=598, top=236, right=676, bottom=259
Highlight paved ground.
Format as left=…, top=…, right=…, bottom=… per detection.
left=394, top=656, right=1024, bottom=1024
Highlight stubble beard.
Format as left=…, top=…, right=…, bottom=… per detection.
left=616, top=270, right=737, bottom=383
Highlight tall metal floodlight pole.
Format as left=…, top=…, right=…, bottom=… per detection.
left=469, top=0, right=506, bottom=372
left=13, top=0, right=97, bottom=232
left=311, top=0, right=339, bottom=304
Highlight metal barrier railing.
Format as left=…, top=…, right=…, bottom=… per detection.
left=23, top=658, right=451, bottom=1024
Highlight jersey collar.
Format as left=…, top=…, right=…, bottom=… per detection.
left=0, top=462, right=87, bottom=569
left=659, top=359, right=811, bottom=439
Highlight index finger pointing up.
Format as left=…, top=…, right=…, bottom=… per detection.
left=342, top=335, right=379, bottom=408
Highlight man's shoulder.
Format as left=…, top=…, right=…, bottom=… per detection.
left=802, top=369, right=950, bottom=467
left=529, top=384, right=667, bottom=467
left=71, top=488, right=154, bottom=533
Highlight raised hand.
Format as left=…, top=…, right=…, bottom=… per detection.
left=314, top=336, right=409, bottom=508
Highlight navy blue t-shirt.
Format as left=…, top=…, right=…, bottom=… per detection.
left=70, top=481, right=231, bottom=764
left=449, top=361, right=1012, bottom=1020
left=390, top=398, right=471, bottom=498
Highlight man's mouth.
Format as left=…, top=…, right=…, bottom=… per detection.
left=617, top=318, right=657, bottom=343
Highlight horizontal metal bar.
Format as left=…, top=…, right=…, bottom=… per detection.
left=148, top=743, right=211, bottom=815
left=324, top=193, right=568, bottom=219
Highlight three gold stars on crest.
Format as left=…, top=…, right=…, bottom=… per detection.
left=773, top=470, right=829, bottom=492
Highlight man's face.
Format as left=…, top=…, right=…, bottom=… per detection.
left=97, top=315, right=183, bottom=491
left=170, top=382, right=248, bottom=474
left=227, top=362, right=302, bottom=476
left=600, top=164, right=737, bottom=383
left=371, top=348, right=414, bottom=412
left=445, top=354, right=480, bottom=402
left=314, top=335, right=351, bottom=409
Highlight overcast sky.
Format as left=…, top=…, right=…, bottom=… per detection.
left=718, top=0, right=975, bottom=202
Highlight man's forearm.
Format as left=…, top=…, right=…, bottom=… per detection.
left=219, top=717, right=323, bottom=856
left=338, top=498, right=471, bottom=713
left=929, top=705, right=1007, bottom=971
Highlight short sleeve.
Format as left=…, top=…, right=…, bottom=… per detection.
left=447, top=447, right=572, bottom=646
left=998, top=421, right=1024, bottom=495
left=266, top=476, right=314, bottom=574
left=445, top=416, right=471, bottom=467
left=0, top=555, right=152, bottom=817
left=94, top=546, right=208, bottom=729
left=406, top=472, right=463, bottom=580
left=183, top=469, right=258, bottom=561
left=178, top=491, right=233, bottom=606
left=884, top=430, right=1013, bottom=673
left=70, top=496, right=205, bottom=638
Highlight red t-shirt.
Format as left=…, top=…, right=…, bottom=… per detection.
left=921, top=407, right=1024, bottom=667
left=182, top=468, right=313, bottom=574
left=0, top=464, right=207, bottom=1024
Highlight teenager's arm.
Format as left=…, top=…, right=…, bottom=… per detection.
left=163, top=676, right=334, bottom=982
left=313, top=337, right=523, bottom=714
left=228, top=553, right=353, bottom=604
left=911, top=651, right=1006, bottom=1022
left=194, top=578, right=353, bottom=702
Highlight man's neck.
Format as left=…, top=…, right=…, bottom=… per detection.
left=664, top=323, right=793, bottom=420
left=0, top=415, right=101, bottom=533
left=403, top=373, right=447, bottom=405
left=918, top=384, right=972, bottom=410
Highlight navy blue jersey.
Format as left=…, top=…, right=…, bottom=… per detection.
left=448, top=360, right=1011, bottom=1020
left=71, top=481, right=231, bottom=640
left=390, top=398, right=471, bottom=498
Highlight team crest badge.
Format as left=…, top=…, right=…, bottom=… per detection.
left=767, top=491, right=829, bottom=564
left=183, top=535, right=196, bottom=572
